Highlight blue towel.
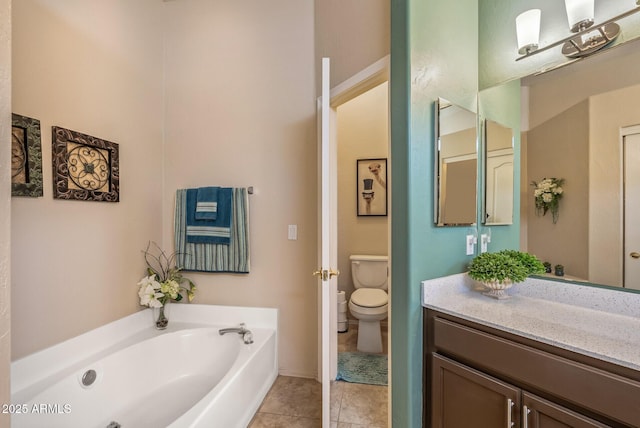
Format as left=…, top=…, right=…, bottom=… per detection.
left=175, top=188, right=250, bottom=273
left=195, top=186, right=218, bottom=220
left=186, top=187, right=232, bottom=244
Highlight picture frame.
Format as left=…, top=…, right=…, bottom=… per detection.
left=356, top=158, right=387, bottom=216
left=11, top=113, right=43, bottom=197
left=52, top=126, right=120, bottom=202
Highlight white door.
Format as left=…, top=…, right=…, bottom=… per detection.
left=624, top=130, right=640, bottom=290
left=485, top=149, right=514, bottom=225
left=316, top=57, right=339, bottom=427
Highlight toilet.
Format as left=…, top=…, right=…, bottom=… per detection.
left=348, top=254, right=389, bottom=353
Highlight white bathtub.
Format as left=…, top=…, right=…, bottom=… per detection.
left=11, top=304, right=278, bottom=428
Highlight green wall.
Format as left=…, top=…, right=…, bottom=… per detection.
left=391, top=0, right=478, bottom=426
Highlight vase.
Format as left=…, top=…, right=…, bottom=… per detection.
left=153, top=302, right=169, bottom=330
left=480, top=280, right=513, bottom=300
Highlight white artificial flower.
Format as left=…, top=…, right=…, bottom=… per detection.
left=534, top=189, right=543, bottom=197
left=542, top=193, right=553, bottom=203
left=138, top=283, right=164, bottom=307
left=553, top=187, right=563, bottom=194
left=138, top=274, right=161, bottom=290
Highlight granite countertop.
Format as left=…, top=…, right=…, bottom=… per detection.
left=421, top=274, right=640, bottom=371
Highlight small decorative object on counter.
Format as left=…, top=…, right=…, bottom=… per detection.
left=532, top=177, right=564, bottom=223
left=468, top=250, right=545, bottom=300
left=543, top=261, right=552, bottom=273
left=554, top=264, right=565, bottom=277
left=137, top=242, right=196, bottom=329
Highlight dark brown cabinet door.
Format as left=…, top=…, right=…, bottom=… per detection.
left=522, top=393, right=611, bottom=428
left=432, top=353, right=520, bottom=428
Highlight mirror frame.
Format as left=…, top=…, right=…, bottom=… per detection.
left=434, top=97, right=478, bottom=227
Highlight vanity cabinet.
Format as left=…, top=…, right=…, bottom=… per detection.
left=432, top=354, right=607, bottom=428
left=424, top=310, right=640, bottom=428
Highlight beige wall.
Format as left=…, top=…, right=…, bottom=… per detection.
left=589, top=83, right=640, bottom=286
left=315, top=0, right=390, bottom=90
left=526, top=101, right=590, bottom=279
left=11, top=0, right=165, bottom=358
left=525, top=42, right=640, bottom=131
left=162, top=0, right=317, bottom=378
left=7, top=0, right=386, bottom=384
left=0, top=0, right=11, bottom=425
left=440, top=127, right=476, bottom=158
left=336, top=82, right=389, bottom=303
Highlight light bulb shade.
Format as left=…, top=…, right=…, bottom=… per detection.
left=564, top=0, right=594, bottom=32
left=516, top=9, right=541, bottom=55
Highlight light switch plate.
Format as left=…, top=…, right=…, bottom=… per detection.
left=288, top=225, right=297, bottom=240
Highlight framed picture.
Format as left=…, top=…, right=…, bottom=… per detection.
left=52, top=126, right=120, bottom=202
left=357, top=158, right=387, bottom=216
left=11, top=113, right=43, bottom=197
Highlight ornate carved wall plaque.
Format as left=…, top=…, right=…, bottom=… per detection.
left=52, top=126, right=119, bottom=202
left=11, top=114, right=43, bottom=197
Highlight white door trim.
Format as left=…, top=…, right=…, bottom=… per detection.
left=620, top=124, right=640, bottom=289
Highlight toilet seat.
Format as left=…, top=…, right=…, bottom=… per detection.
left=350, top=288, right=388, bottom=308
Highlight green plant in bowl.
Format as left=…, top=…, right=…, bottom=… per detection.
left=468, top=250, right=544, bottom=299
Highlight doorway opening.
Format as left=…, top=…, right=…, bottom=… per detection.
left=329, top=57, right=390, bottom=427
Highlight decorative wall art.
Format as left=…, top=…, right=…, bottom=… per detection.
left=356, top=158, right=387, bottom=216
left=11, top=113, right=43, bottom=197
left=52, top=126, right=119, bottom=202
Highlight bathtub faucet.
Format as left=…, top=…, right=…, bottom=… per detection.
left=219, top=323, right=254, bottom=344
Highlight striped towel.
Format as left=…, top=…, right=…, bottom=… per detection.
left=186, top=187, right=232, bottom=244
left=175, top=188, right=250, bottom=273
left=195, top=186, right=218, bottom=220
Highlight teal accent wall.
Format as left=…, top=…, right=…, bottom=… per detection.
left=391, top=0, right=478, bottom=426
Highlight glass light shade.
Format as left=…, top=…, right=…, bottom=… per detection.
left=564, top=0, right=595, bottom=32
left=516, top=9, right=541, bottom=54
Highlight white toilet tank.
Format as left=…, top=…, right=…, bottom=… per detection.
left=350, top=255, right=388, bottom=290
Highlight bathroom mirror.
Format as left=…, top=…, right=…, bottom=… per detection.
left=483, top=119, right=514, bottom=225
left=485, top=38, right=640, bottom=291
left=434, top=98, right=477, bottom=227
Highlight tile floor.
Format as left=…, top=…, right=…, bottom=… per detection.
left=248, top=324, right=388, bottom=428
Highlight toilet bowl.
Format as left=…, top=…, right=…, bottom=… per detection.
left=348, top=255, right=388, bottom=353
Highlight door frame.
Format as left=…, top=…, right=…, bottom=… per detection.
left=621, top=124, right=640, bottom=289
left=317, top=55, right=390, bottom=427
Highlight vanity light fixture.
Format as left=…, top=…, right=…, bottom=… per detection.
left=516, top=9, right=541, bottom=55
left=516, top=1, right=640, bottom=61
left=565, top=0, right=594, bottom=32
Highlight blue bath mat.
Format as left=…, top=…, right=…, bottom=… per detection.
left=337, top=352, right=388, bottom=386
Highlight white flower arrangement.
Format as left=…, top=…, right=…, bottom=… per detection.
left=532, top=177, right=564, bottom=224
left=137, top=242, right=196, bottom=308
